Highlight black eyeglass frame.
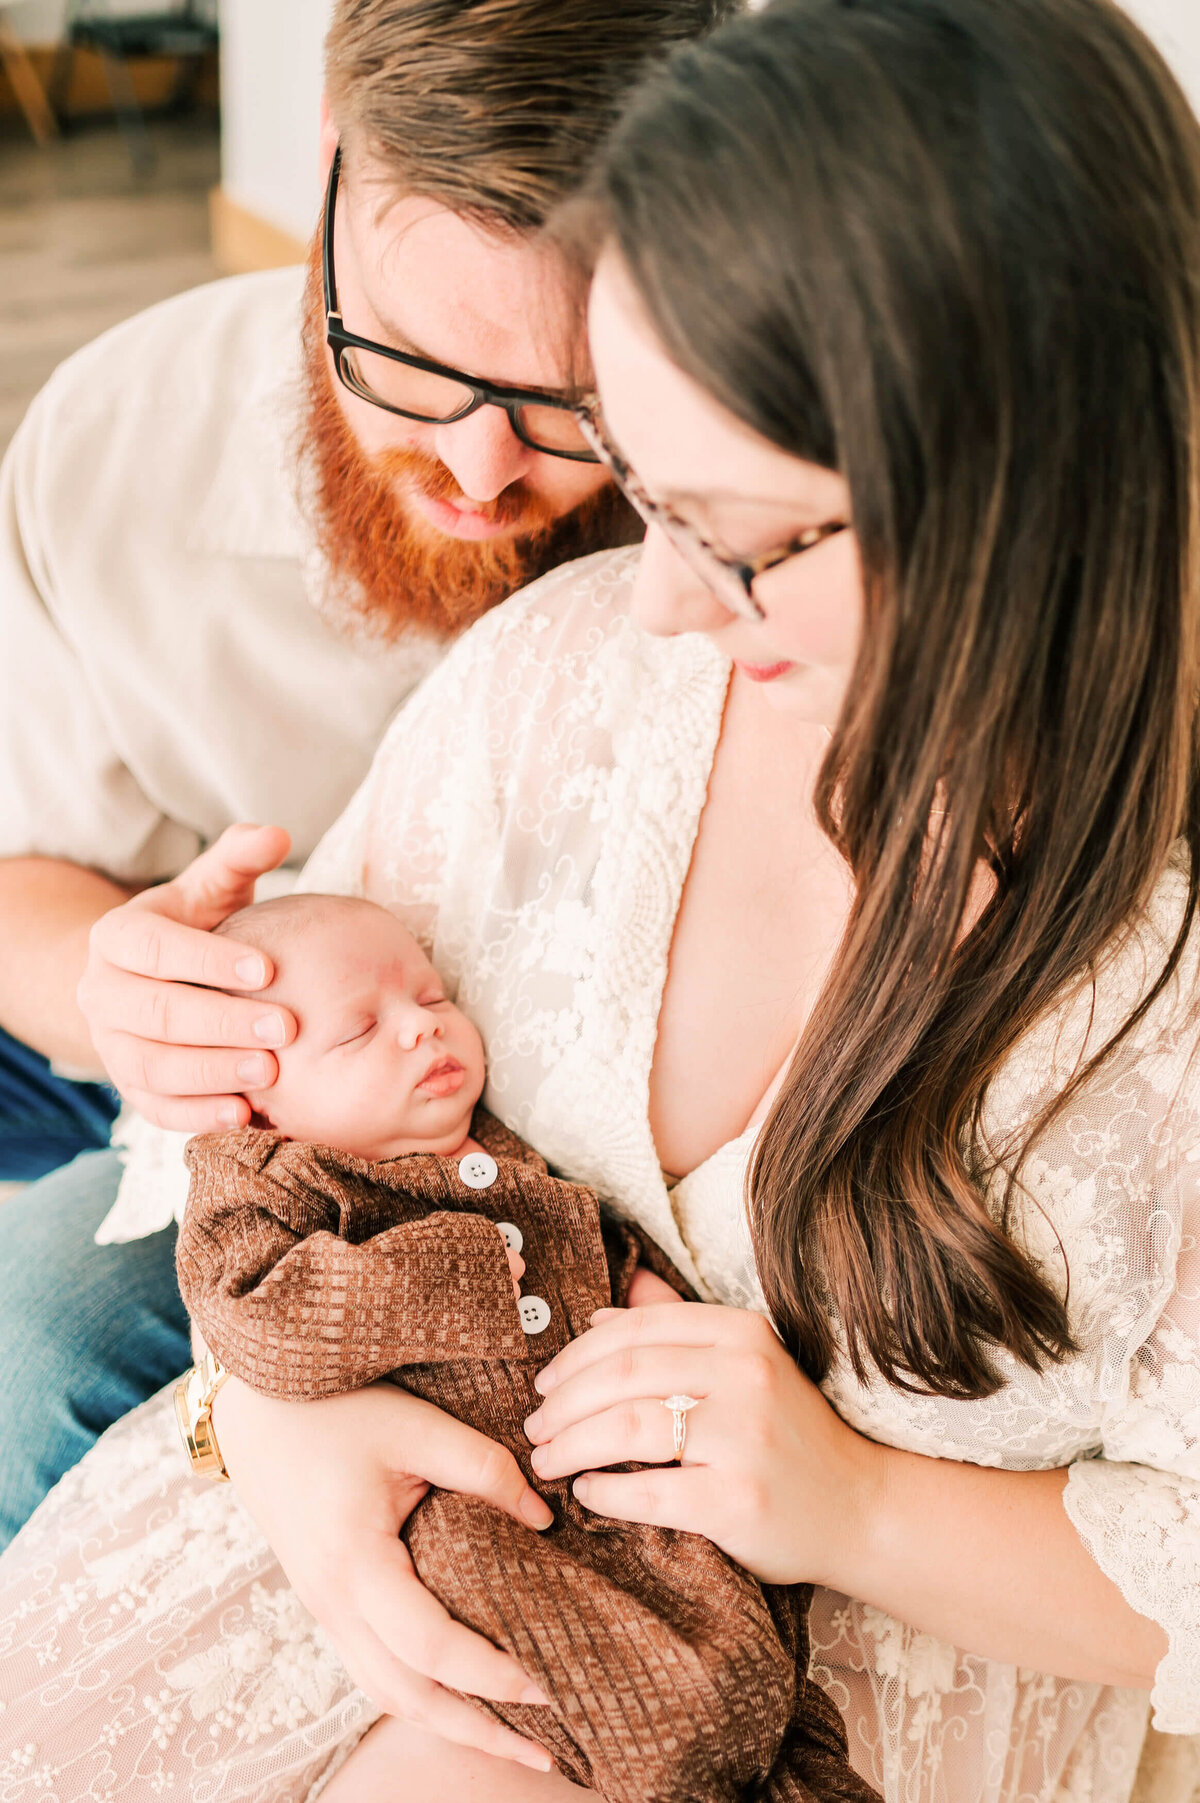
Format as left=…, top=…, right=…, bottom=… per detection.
left=572, top=398, right=850, bottom=624
left=322, top=147, right=600, bottom=464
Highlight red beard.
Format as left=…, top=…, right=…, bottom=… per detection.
left=298, top=245, right=639, bottom=641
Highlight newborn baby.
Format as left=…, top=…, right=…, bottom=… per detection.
left=177, top=893, right=877, bottom=1803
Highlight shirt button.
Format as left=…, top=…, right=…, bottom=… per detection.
left=518, top=1295, right=551, bottom=1335
left=497, top=1221, right=523, bottom=1254
left=458, top=1152, right=498, bottom=1190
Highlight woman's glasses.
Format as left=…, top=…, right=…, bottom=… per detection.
left=573, top=399, right=849, bottom=624
left=322, top=147, right=600, bottom=465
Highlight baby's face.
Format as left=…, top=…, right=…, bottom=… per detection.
left=245, top=903, right=486, bottom=1161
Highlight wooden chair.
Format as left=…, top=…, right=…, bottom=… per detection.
left=51, top=0, right=217, bottom=173
left=0, top=2, right=59, bottom=145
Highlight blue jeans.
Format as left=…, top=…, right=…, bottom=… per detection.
left=0, top=1024, right=120, bottom=1181
left=0, top=1148, right=191, bottom=1549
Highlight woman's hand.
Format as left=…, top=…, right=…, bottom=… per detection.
left=77, top=823, right=297, bottom=1132
left=524, top=1300, right=883, bottom=1589
left=211, top=1376, right=558, bottom=1772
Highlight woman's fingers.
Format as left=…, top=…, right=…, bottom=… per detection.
left=571, top=1464, right=713, bottom=1535
left=534, top=1302, right=738, bottom=1395
left=624, top=1266, right=686, bottom=1308
left=357, top=1531, right=549, bottom=1706
left=342, top=1616, right=554, bottom=1773
left=525, top=1346, right=715, bottom=1444
left=396, top=1395, right=553, bottom=1531
left=530, top=1397, right=696, bottom=1479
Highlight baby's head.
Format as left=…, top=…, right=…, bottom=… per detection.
left=213, top=894, right=486, bottom=1161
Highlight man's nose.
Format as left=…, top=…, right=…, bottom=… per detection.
left=432, top=405, right=534, bottom=503
left=630, top=525, right=736, bottom=638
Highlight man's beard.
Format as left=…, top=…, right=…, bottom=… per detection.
left=298, top=246, right=640, bottom=641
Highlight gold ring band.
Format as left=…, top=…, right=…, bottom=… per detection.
left=661, top=1393, right=700, bottom=1462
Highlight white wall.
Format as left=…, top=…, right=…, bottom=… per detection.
left=1122, top=0, right=1200, bottom=114
left=13, top=0, right=1200, bottom=243
left=218, top=0, right=332, bottom=244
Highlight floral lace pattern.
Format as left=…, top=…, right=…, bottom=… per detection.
left=0, top=1391, right=373, bottom=1801
left=3, top=547, right=1200, bottom=1800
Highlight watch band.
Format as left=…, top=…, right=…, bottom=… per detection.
left=174, top=1348, right=232, bottom=1482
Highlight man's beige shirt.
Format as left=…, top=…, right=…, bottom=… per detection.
left=0, top=267, right=445, bottom=884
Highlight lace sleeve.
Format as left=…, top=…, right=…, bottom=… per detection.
left=1063, top=1167, right=1200, bottom=1733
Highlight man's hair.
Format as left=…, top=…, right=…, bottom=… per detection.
left=324, top=0, right=740, bottom=232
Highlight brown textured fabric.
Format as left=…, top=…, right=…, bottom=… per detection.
left=178, top=1112, right=879, bottom=1803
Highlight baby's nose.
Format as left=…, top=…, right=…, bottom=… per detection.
left=399, top=1005, right=442, bottom=1048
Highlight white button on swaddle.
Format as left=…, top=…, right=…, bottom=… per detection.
left=497, top=1221, right=523, bottom=1253
left=519, top=1295, right=551, bottom=1335
left=458, top=1151, right=498, bottom=1189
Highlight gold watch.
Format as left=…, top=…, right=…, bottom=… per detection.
left=174, top=1349, right=232, bottom=1482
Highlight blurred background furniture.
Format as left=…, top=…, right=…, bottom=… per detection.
left=52, top=0, right=217, bottom=172
left=0, top=1, right=58, bottom=143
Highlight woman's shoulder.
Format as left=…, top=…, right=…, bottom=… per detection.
left=378, top=541, right=728, bottom=755
left=994, top=848, right=1200, bottom=1121
left=452, top=544, right=645, bottom=660
left=983, top=849, right=1200, bottom=1334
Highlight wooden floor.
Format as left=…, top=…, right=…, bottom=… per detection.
left=0, top=113, right=220, bottom=455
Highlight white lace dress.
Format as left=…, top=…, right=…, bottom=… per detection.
left=2, top=546, right=1200, bottom=1803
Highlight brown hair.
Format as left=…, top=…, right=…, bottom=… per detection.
left=582, top=0, right=1200, bottom=1397
left=324, top=0, right=740, bottom=233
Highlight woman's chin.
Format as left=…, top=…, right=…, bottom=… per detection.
left=742, top=660, right=846, bottom=725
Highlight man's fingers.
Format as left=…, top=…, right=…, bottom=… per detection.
left=358, top=1535, right=548, bottom=1705
left=345, top=1623, right=553, bottom=1772
left=392, top=1400, right=553, bottom=1531
left=99, top=970, right=294, bottom=1054
left=122, top=1088, right=252, bottom=1133
left=161, top=823, right=292, bottom=929
left=103, top=1030, right=280, bottom=1101
left=91, top=907, right=288, bottom=997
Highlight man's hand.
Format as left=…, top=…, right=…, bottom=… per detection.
left=77, top=823, right=298, bottom=1132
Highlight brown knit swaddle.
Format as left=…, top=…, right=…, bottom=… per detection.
left=177, top=1110, right=878, bottom=1803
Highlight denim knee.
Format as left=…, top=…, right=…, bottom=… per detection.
left=0, top=1149, right=190, bottom=1548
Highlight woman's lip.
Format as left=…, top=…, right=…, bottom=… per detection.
left=409, top=488, right=514, bottom=542
left=734, top=659, right=796, bottom=683
left=416, top=1057, right=466, bottom=1097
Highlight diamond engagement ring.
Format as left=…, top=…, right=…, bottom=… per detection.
left=662, top=1393, right=700, bottom=1462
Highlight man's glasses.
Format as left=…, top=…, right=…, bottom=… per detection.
left=322, top=147, right=600, bottom=464
left=573, top=400, right=849, bottom=624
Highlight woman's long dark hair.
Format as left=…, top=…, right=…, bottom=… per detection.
left=581, top=0, right=1200, bottom=1397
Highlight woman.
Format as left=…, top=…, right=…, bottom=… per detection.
left=1, top=0, right=1198, bottom=1798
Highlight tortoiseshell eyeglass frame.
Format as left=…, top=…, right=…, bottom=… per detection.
left=573, top=398, right=849, bottom=623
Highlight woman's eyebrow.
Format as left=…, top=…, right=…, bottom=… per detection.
left=658, top=483, right=831, bottom=512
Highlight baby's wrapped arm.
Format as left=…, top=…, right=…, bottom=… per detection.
left=177, top=1132, right=525, bottom=1400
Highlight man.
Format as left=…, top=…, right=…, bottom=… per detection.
left=0, top=0, right=734, bottom=1546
